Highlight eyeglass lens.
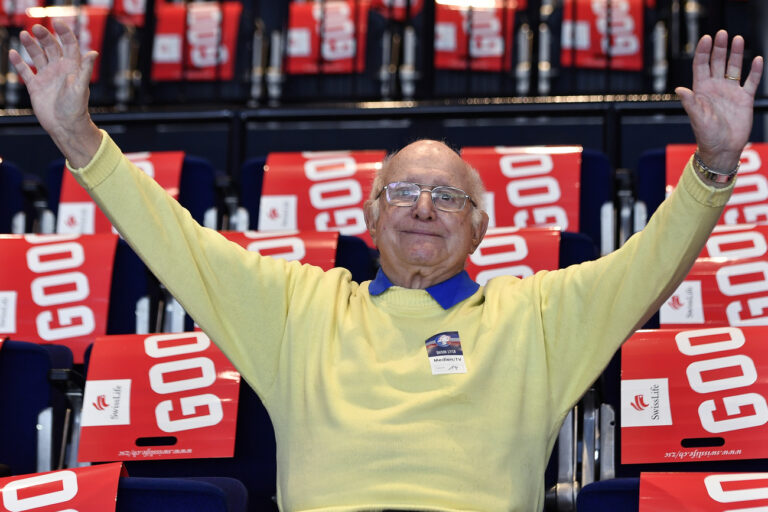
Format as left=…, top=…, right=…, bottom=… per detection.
left=386, top=182, right=467, bottom=211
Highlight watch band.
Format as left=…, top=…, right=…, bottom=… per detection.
left=692, top=151, right=739, bottom=184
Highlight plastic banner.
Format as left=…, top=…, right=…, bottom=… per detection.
left=22, top=6, right=108, bottom=82
left=466, top=226, right=561, bottom=284
left=151, top=2, right=241, bottom=81
left=667, top=143, right=768, bottom=226
left=621, top=326, right=768, bottom=464
left=78, top=331, right=240, bottom=462
left=434, top=2, right=515, bottom=72
left=640, top=472, right=768, bottom=511
left=57, top=151, right=184, bottom=234
left=0, top=0, right=42, bottom=27
left=259, top=149, right=385, bottom=246
left=561, top=0, right=644, bottom=71
left=0, top=463, right=125, bottom=512
left=461, top=146, right=582, bottom=231
left=219, top=230, right=339, bottom=271
left=285, top=0, right=370, bottom=74
left=0, top=234, right=117, bottom=363
left=661, top=224, right=768, bottom=327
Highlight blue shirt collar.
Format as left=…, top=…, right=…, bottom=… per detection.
left=368, top=268, right=480, bottom=309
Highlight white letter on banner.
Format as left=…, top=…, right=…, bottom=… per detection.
left=717, top=262, right=768, bottom=297
left=726, top=298, right=768, bottom=326
left=499, top=154, right=553, bottom=178
left=309, top=180, right=362, bottom=209
left=30, top=272, right=90, bottom=306
left=156, top=394, right=224, bottom=432
left=470, top=234, right=528, bottom=266
left=26, top=242, right=84, bottom=273
left=707, top=231, right=767, bottom=260
left=686, top=355, right=757, bottom=394
left=699, top=393, right=768, bottom=433
left=315, top=209, right=366, bottom=235
left=729, top=175, right=768, bottom=205
left=304, top=156, right=356, bottom=181
left=705, top=473, right=768, bottom=503
left=675, top=327, right=745, bottom=356
left=149, top=357, right=217, bottom=394
left=246, top=237, right=306, bottom=261
left=37, top=306, right=95, bottom=341
left=506, top=177, right=561, bottom=207
left=145, top=331, right=210, bottom=358
left=2, top=470, right=78, bottom=511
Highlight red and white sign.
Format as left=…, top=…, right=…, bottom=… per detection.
left=285, top=0, right=370, bottom=74
left=79, top=332, right=240, bottom=462
left=0, top=463, right=125, bottom=512
left=0, top=234, right=117, bottom=363
left=151, top=1, right=242, bottom=81
left=57, top=151, right=184, bottom=235
left=219, top=230, right=339, bottom=271
left=622, top=326, right=768, bottom=464
left=561, top=0, right=644, bottom=71
left=370, top=0, right=423, bottom=20
left=461, top=146, right=582, bottom=231
left=667, top=143, right=768, bottom=226
left=434, top=2, right=515, bottom=71
left=260, top=150, right=384, bottom=246
left=466, top=226, right=561, bottom=284
left=0, top=0, right=41, bottom=27
left=660, top=224, right=768, bottom=327
left=87, top=0, right=145, bottom=26
left=640, top=472, right=768, bottom=511
left=22, top=6, right=108, bottom=82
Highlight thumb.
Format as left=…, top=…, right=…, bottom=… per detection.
left=76, top=51, right=99, bottom=90
left=675, top=86, right=695, bottom=114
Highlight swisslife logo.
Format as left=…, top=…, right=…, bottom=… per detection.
left=621, top=378, right=673, bottom=427
left=660, top=280, right=705, bottom=324
left=258, top=195, right=298, bottom=230
left=81, top=379, right=132, bottom=427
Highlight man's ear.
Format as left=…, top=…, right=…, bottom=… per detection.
left=470, top=210, right=490, bottom=253
left=363, top=200, right=377, bottom=242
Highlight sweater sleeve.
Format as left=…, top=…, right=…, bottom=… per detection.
left=67, top=131, right=318, bottom=396
left=537, top=157, right=733, bottom=414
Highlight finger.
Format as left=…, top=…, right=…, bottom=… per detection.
left=709, top=29, right=729, bottom=78
left=725, top=35, right=745, bottom=81
left=742, top=55, right=764, bottom=98
left=19, top=29, right=48, bottom=71
left=675, top=86, right=695, bottom=115
left=31, top=24, right=63, bottom=63
left=53, top=20, right=79, bottom=61
left=8, top=49, right=35, bottom=84
left=76, top=50, right=98, bottom=90
left=692, top=34, right=713, bottom=85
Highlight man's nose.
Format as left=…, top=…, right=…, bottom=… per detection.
left=412, top=189, right=436, bottom=219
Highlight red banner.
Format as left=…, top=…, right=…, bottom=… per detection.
left=667, top=143, right=768, bottom=226
left=260, top=150, right=385, bottom=246
left=461, top=146, right=582, bottom=232
left=0, top=234, right=117, bottom=363
left=561, top=0, right=644, bottom=71
left=465, top=226, right=561, bottom=284
left=219, top=230, right=339, bottom=271
left=434, top=2, right=515, bottom=72
left=21, top=6, right=108, bottom=81
left=640, top=472, right=768, bottom=511
left=660, top=224, right=768, bottom=327
left=57, top=151, right=184, bottom=234
left=285, top=0, right=370, bottom=74
left=0, top=463, right=125, bottom=512
left=0, top=0, right=41, bottom=27
left=151, top=2, right=241, bottom=81
left=79, top=332, right=240, bottom=462
left=622, top=326, right=768, bottom=464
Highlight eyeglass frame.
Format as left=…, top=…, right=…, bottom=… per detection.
left=375, top=181, right=478, bottom=212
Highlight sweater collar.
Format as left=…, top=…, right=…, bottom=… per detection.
left=368, top=268, right=479, bottom=309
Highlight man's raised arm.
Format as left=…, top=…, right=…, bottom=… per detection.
left=9, top=21, right=102, bottom=168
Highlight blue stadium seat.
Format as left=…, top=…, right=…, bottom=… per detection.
left=116, top=476, right=249, bottom=512
left=0, top=160, right=28, bottom=233
left=577, top=478, right=640, bottom=512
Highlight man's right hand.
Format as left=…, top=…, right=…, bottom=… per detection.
left=9, top=21, right=102, bottom=168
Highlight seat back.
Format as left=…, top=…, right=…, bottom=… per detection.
left=116, top=476, right=249, bottom=512
left=0, top=160, right=26, bottom=233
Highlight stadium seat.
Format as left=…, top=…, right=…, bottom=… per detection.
left=576, top=477, right=640, bottom=512
left=116, top=476, right=249, bottom=512
left=0, top=160, right=27, bottom=233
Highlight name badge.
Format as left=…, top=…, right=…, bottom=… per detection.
left=425, top=331, right=467, bottom=375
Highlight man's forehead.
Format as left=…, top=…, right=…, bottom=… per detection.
left=389, top=140, right=468, bottom=181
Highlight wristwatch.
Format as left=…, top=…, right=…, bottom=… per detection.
left=692, top=151, right=739, bottom=184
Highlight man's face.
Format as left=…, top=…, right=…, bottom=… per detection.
left=364, top=141, right=488, bottom=287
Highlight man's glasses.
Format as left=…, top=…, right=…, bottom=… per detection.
left=377, top=181, right=476, bottom=212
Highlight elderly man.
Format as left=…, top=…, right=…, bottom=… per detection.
left=10, top=23, right=763, bottom=511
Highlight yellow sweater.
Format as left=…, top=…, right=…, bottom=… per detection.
left=70, top=132, right=732, bottom=511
